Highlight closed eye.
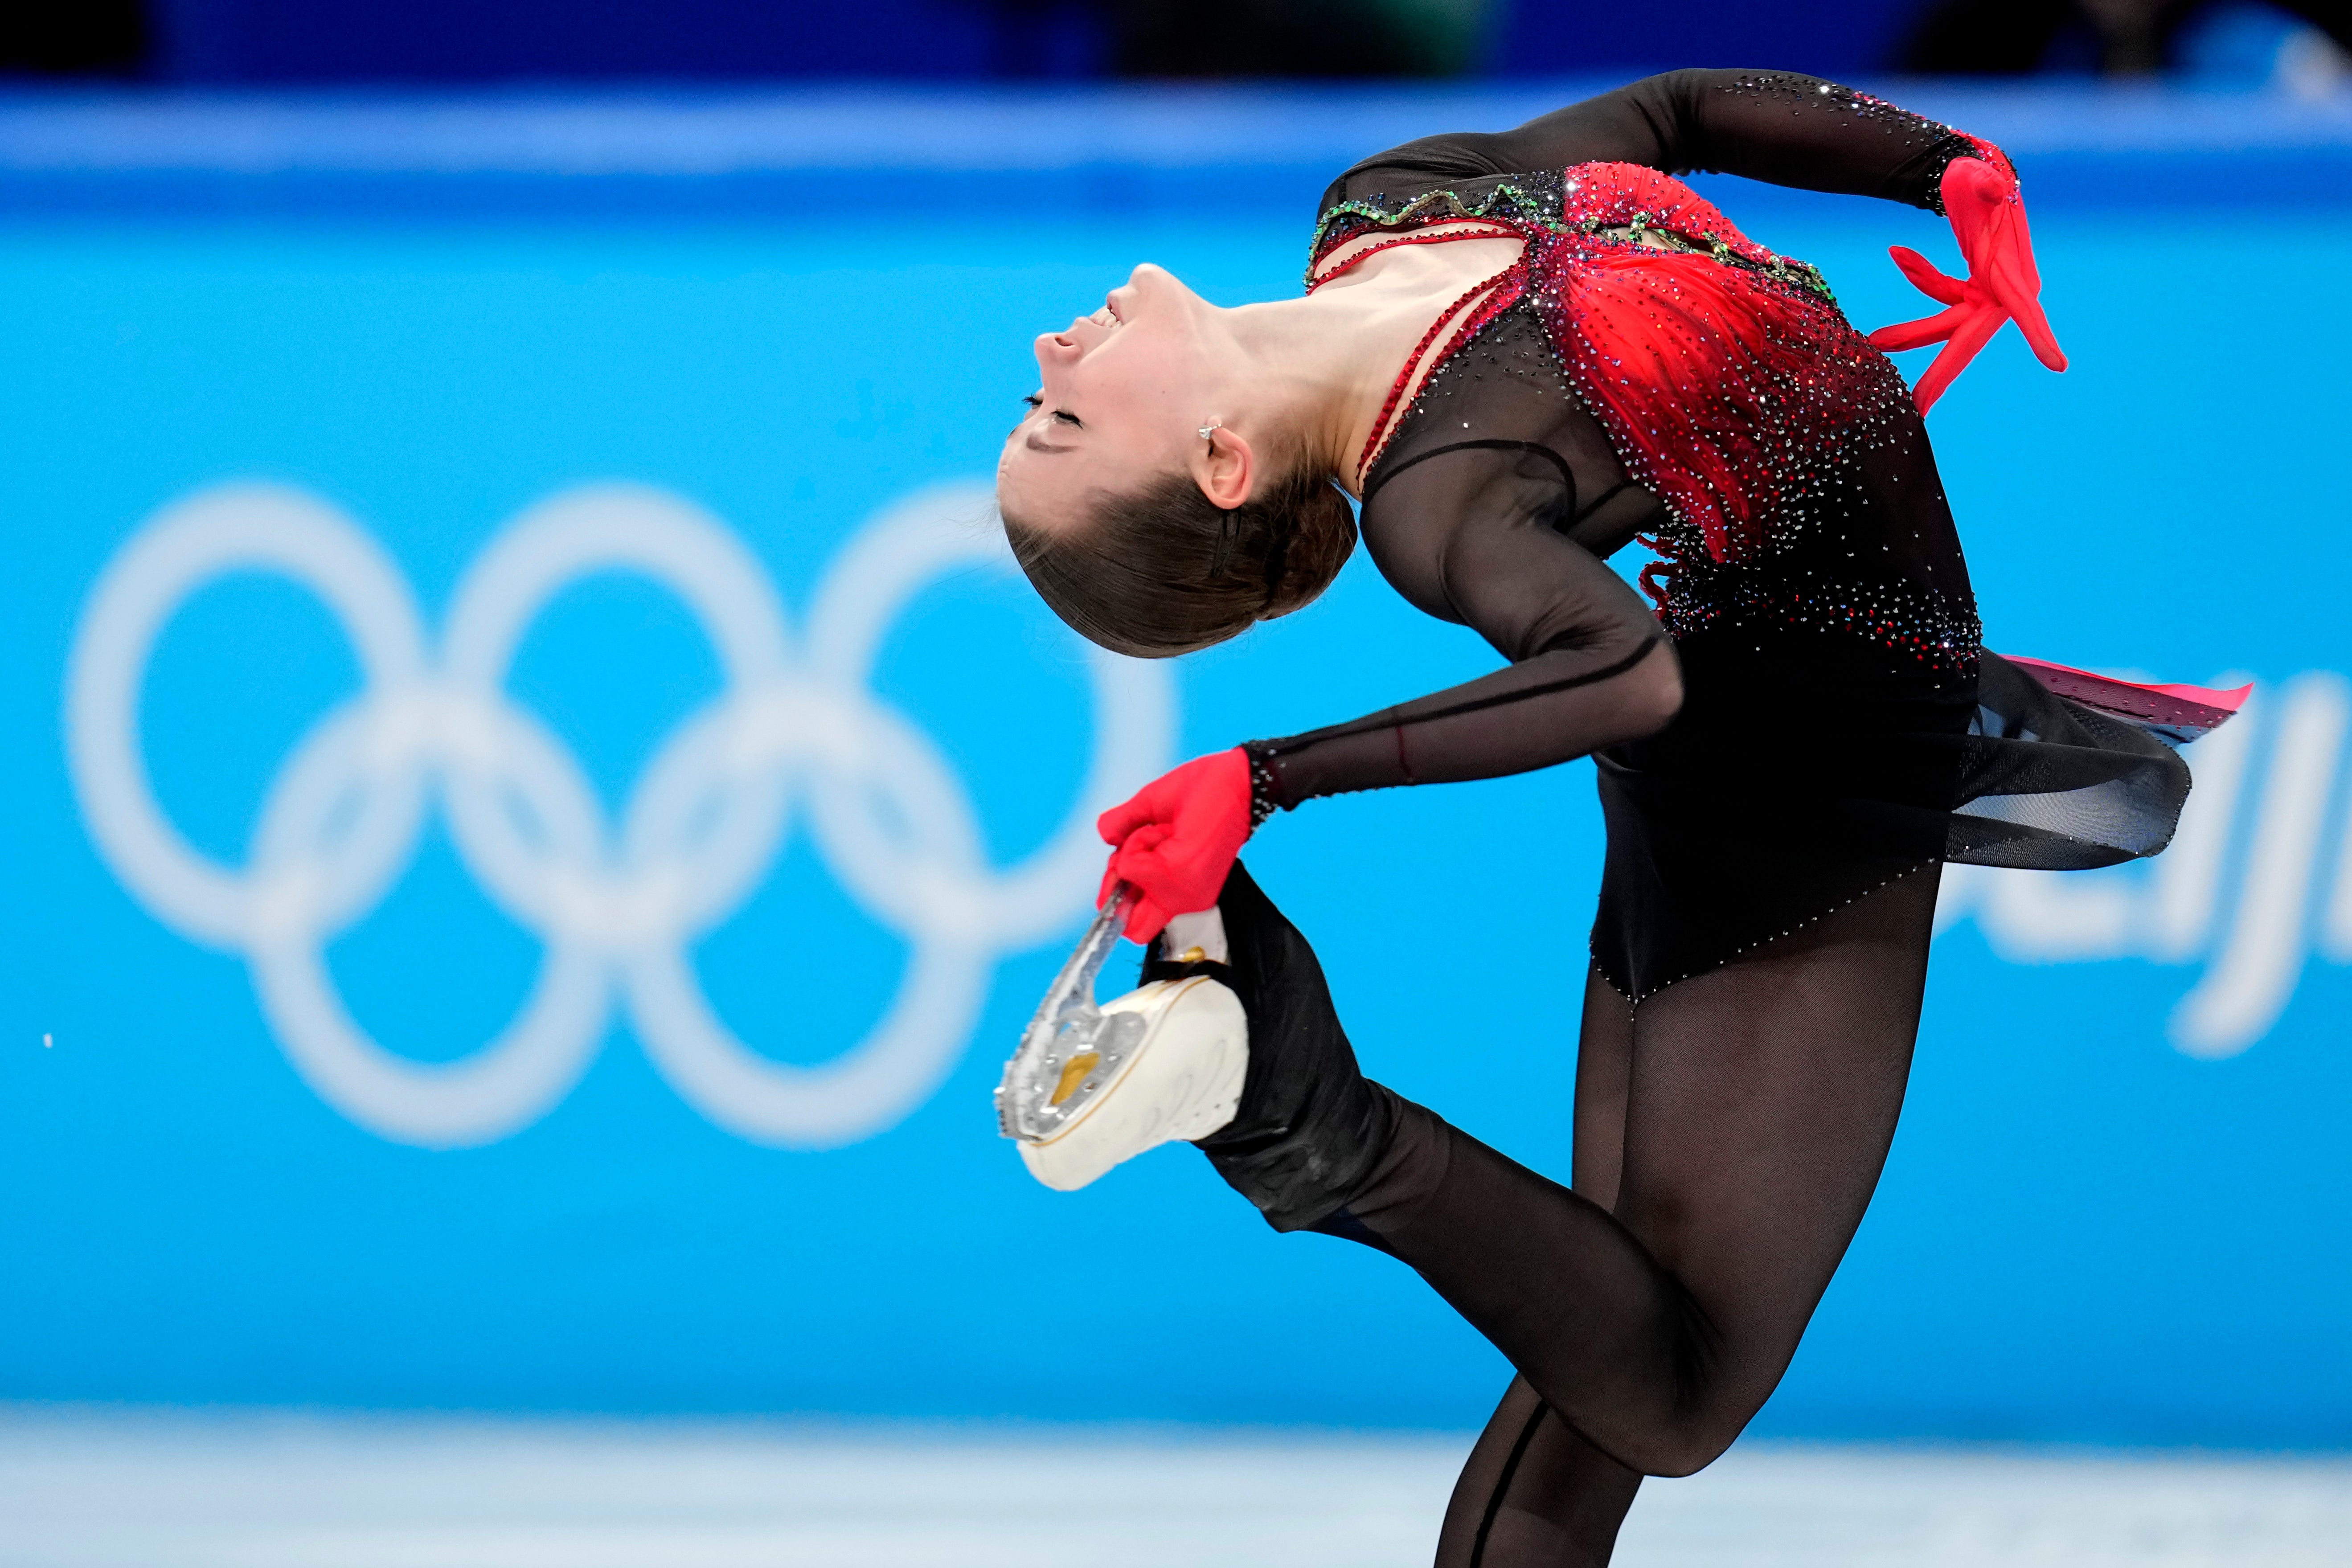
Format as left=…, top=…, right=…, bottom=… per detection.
left=1019, top=391, right=1083, bottom=431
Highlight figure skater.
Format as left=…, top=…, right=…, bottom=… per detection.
left=992, top=70, right=2243, bottom=1567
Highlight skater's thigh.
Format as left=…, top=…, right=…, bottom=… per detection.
left=1572, top=965, right=1635, bottom=1211
left=1612, top=869, right=1940, bottom=1403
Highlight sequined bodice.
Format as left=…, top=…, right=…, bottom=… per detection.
left=1332, top=162, right=1981, bottom=676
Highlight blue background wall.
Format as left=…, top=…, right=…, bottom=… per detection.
left=2, top=84, right=2349, bottom=1444
left=133, top=0, right=1924, bottom=83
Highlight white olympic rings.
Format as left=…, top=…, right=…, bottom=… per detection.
left=63, top=480, right=1173, bottom=1149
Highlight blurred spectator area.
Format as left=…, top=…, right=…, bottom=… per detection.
left=0, top=0, right=2346, bottom=85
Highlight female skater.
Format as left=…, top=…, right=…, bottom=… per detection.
left=995, top=70, right=2241, bottom=1566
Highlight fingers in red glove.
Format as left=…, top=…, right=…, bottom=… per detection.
left=1966, top=201, right=2065, bottom=372
left=1092, top=748, right=1255, bottom=943
left=1095, top=870, right=1179, bottom=946
left=1868, top=302, right=1967, bottom=356
left=1098, top=824, right=1168, bottom=906
left=1120, top=889, right=1179, bottom=944
left=1986, top=252, right=2067, bottom=373
left=1867, top=248, right=1973, bottom=360
left=1944, top=159, right=2066, bottom=365
left=1909, top=306, right=2005, bottom=418
left=1886, top=245, right=1968, bottom=307
left=1094, top=793, right=1161, bottom=853
left=1872, top=156, right=2067, bottom=414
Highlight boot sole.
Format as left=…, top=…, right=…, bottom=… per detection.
left=1016, top=976, right=1248, bottom=1192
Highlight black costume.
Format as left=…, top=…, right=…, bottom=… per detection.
left=1139, top=71, right=2233, bottom=1567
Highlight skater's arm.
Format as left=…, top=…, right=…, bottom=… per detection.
left=1244, top=448, right=1678, bottom=812
left=1322, top=68, right=1999, bottom=214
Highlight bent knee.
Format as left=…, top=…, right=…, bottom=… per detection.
left=1610, top=1408, right=1753, bottom=1479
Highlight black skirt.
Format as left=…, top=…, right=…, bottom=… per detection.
left=1589, top=629, right=2222, bottom=1003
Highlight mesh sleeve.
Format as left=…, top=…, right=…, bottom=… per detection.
left=1322, top=68, right=1990, bottom=216
left=1246, top=444, right=1674, bottom=811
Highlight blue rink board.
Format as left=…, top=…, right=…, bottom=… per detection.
left=2, top=90, right=2350, bottom=1445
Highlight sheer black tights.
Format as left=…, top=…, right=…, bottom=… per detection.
left=1203, top=867, right=1941, bottom=1567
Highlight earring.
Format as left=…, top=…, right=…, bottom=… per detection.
left=1198, top=418, right=1222, bottom=442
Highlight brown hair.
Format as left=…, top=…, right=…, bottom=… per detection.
left=1001, top=459, right=1357, bottom=659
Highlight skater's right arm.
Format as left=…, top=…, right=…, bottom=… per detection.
left=1241, top=451, right=1680, bottom=814
left=1092, top=455, right=1679, bottom=939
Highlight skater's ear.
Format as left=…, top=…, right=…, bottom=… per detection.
left=1191, top=423, right=1256, bottom=512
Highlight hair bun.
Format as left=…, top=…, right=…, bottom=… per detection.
left=1004, top=454, right=1358, bottom=659
left=1260, top=480, right=1357, bottom=621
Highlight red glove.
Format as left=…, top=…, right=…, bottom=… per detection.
left=1095, top=748, right=1254, bottom=943
left=1868, top=156, right=2068, bottom=414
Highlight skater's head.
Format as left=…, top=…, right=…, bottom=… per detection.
left=996, top=263, right=1356, bottom=659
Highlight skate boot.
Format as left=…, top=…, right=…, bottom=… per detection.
left=996, top=886, right=1248, bottom=1191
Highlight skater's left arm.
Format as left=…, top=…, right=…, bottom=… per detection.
left=1321, top=70, right=2067, bottom=412
left=1320, top=68, right=1997, bottom=216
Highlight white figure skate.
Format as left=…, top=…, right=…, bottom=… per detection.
left=996, top=886, right=1248, bottom=1191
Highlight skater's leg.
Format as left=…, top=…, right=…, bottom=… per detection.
left=1190, top=861, right=1935, bottom=1479
left=1429, top=971, right=1643, bottom=1568
left=1570, top=963, right=1635, bottom=1210
left=1344, top=869, right=1940, bottom=1476
left=1434, top=1378, right=1643, bottom=1568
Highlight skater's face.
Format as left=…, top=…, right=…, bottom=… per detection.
left=997, top=264, right=1240, bottom=532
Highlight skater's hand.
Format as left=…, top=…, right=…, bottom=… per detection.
left=1097, top=748, right=1253, bottom=943
left=1868, top=156, right=2066, bottom=414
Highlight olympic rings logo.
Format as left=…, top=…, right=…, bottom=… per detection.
left=63, top=480, right=1173, bottom=1150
